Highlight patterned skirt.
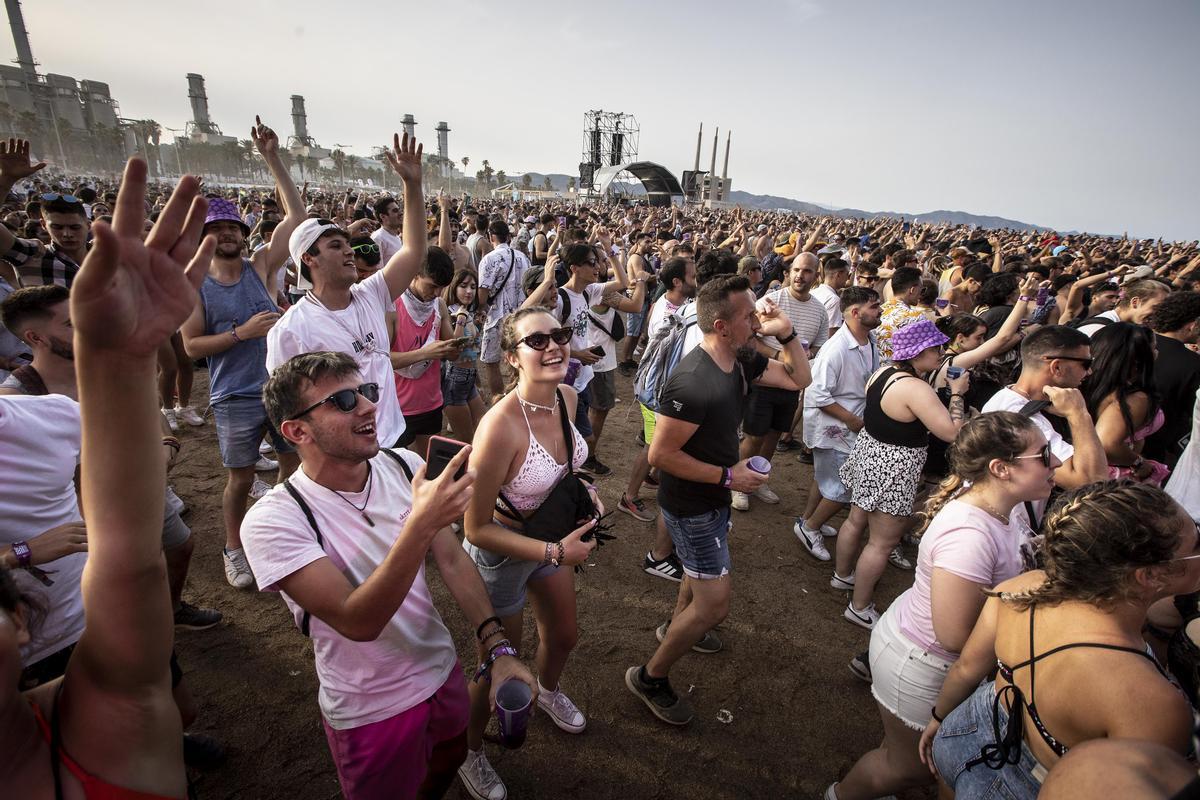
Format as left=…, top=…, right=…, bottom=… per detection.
left=839, top=430, right=928, bottom=517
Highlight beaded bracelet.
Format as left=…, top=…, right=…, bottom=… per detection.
left=475, top=615, right=502, bottom=641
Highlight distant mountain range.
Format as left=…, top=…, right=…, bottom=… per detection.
left=516, top=173, right=1048, bottom=232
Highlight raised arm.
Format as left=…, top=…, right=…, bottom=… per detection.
left=250, top=117, right=305, bottom=292
left=437, top=192, right=453, bottom=252
left=0, top=138, right=46, bottom=255
left=381, top=132, right=428, bottom=301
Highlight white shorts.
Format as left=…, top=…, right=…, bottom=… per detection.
left=480, top=324, right=502, bottom=364
left=869, top=604, right=954, bottom=731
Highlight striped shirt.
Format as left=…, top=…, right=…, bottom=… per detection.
left=758, top=287, right=830, bottom=352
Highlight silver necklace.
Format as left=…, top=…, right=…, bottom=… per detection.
left=326, top=464, right=375, bottom=527
left=516, top=391, right=556, bottom=413
left=967, top=493, right=1010, bottom=525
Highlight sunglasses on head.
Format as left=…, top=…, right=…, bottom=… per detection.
left=42, top=192, right=82, bottom=205
left=288, top=383, right=379, bottom=420
left=1011, top=442, right=1053, bottom=468
left=515, top=327, right=573, bottom=351
left=352, top=243, right=380, bottom=255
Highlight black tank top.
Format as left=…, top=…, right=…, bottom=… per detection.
left=863, top=366, right=929, bottom=448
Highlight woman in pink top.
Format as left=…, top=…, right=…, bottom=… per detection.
left=827, top=411, right=1059, bottom=800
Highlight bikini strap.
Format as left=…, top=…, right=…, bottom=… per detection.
left=49, top=681, right=67, bottom=800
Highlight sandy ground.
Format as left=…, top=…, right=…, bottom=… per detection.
left=170, top=368, right=930, bottom=799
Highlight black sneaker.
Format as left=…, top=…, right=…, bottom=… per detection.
left=582, top=457, right=611, bottom=476
left=656, top=622, right=723, bottom=654
left=643, top=551, right=683, bottom=583
left=183, top=732, right=227, bottom=769
left=848, top=650, right=871, bottom=683
left=618, top=360, right=638, bottom=377
left=625, top=666, right=694, bottom=725
left=644, top=470, right=660, bottom=488
left=174, top=601, right=223, bottom=631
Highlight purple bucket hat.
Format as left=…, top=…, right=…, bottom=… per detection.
left=203, top=197, right=250, bottom=235
left=890, top=318, right=948, bottom=361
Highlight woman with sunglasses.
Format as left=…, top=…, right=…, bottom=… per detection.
left=441, top=268, right=487, bottom=442
left=458, top=307, right=599, bottom=800
left=919, top=481, right=1199, bottom=800
left=1081, top=322, right=1169, bottom=485
left=828, top=412, right=1058, bottom=800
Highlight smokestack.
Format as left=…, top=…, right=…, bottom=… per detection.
left=435, top=121, right=450, bottom=162
left=186, top=73, right=213, bottom=133
left=693, top=122, right=702, bottom=173
left=290, top=95, right=308, bottom=142
left=5, top=0, right=37, bottom=85
left=401, top=113, right=417, bottom=141
left=720, top=131, right=730, bottom=200
left=708, top=126, right=718, bottom=203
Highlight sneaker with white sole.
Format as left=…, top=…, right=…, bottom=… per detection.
left=793, top=520, right=831, bottom=561
left=162, top=407, right=179, bottom=432
left=175, top=405, right=205, bottom=426
left=888, top=546, right=914, bottom=570
left=731, top=491, right=750, bottom=512
left=625, top=665, right=694, bottom=726
left=223, top=547, right=255, bottom=590
left=830, top=571, right=856, bottom=591
left=458, top=748, right=506, bottom=800
left=848, top=650, right=871, bottom=683
left=618, top=492, right=656, bottom=523
left=655, top=621, right=722, bottom=654
left=255, top=455, right=279, bottom=472
left=249, top=478, right=272, bottom=499
left=753, top=483, right=780, bottom=504
left=843, top=602, right=880, bottom=630
left=259, top=439, right=273, bottom=455
left=536, top=683, right=586, bottom=733
left=643, top=551, right=683, bottom=583
left=819, top=522, right=839, bottom=537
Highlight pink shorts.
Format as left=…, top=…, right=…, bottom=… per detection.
left=322, top=667, right=470, bottom=800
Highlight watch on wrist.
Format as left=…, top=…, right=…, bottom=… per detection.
left=778, top=329, right=798, bottom=345
left=11, top=540, right=32, bottom=568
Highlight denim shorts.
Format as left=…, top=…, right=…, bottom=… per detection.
left=932, top=680, right=1046, bottom=799
left=662, top=505, right=732, bottom=580
left=812, top=447, right=852, bottom=504
left=868, top=606, right=953, bottom=731
left=441, top=364, right=479, bottom=407
left=212, top=395, right=294, bottom=469
left=626, top=309, right=645, bottom=337
left=463, top=533, right=561, bottom=618
left=573, top=385, right=593, bottom=438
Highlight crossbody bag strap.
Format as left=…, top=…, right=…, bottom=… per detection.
left=587, top=311, right=616, bottom=340
left=283, top=479, right=323, bottom=637
left=379, top=447, right=414, bottom=482
left=557, top=389, right=574, bottom=472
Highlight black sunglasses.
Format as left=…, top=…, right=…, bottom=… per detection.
left=515, top=327, right=573, bottom=351
left=352, top=243, right=380, bottom=255
left=1044, top=354, right=1093, bottom=369
left=1011, top=442, right=1053, bottom=468
left=288, top=383, right=379, bottom=420
left=42, top=192, right=82, bottom=205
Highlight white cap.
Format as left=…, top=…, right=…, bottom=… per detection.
left=288, top=218, right=346, bottom=269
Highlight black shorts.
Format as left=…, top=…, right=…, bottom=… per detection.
left=396, top=406, right=444, bottom=447
left=742, top=385, right=800, bottom=437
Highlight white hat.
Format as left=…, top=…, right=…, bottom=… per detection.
left=289, top=218, right=347, bottom=269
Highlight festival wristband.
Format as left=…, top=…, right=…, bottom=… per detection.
left=11, top=540, right=31, bottom=568
left=720, top=467, right=733, bottom=489
left=230, top=326, right=242, bottom=343
left=473, top=644, right=519, bottom=682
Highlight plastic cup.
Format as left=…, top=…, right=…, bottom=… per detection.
left=495, top=680, right=532, bottom=749
left=746, top=456, right=772, bottom=475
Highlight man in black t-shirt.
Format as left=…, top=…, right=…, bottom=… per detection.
left=625, top=274, right=810, bottom=726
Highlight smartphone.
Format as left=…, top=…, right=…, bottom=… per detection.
left=935, top=298, right=950, bottom=309
left=589, top=345, right=605, bottom=357
left=451, top=336, right=471, bottom=348
left=557, top=215, right=566, bottom=226
left=425, top=435, right=468, bottom=481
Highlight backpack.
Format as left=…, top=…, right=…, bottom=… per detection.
left=557, top=287, right=572, bottom=325
left=633, top=302, right=699, bottom=412
left=282, top=448, right=413, bottom=637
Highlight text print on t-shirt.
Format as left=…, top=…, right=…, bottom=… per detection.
left=352, top=330, right=379, bottom=355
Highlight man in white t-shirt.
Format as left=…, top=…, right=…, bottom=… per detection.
left=475, top=220, right=531, bottom=400
left=268, top=133, right=428, bottom=448
left=243, top=351, right=533, bottom=799
left=981, top=326, right=1108, bottom=499
left=370, top=195, right=404, bottom=264
left=809, top=257, right=850, bottom=335
left=1075, top=278, right=1169, bottom=338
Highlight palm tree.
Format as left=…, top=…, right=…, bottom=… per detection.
left=495, top=170, right=507, bottom=188
left=475, top=169, right=485, bottom=192
left=481, top=159, right=494, bottom=189
left=346, top=154, right=362, bottom=184
left=331, top=149, right=347, bottom=187
left=542, top=176, right=554, bottom=192
left=521, top=173, right=533, bottom=189
left=567, top=176, right=576, bottom=192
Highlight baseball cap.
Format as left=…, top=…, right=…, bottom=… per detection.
left=289, top=218, right=349, bottom=268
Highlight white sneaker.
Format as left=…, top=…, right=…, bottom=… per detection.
left=258, top=438, right=273, bottom=455
left=731, top=491, right=750, bottom=512
left=844, top=602, right=880, bottom=630
left=830, top=571, right=856, bottom=591
left=162, top=407, right=179, bottom=432
left=537, top=682, right=586, bottom=733
left=889, top=546, right=914, bottom=571
left=255, top=455, right=279, bottom=472
left=175, top=405, right=204, bottom=426
left=820, top=523, right=839, bottom=538
left=249, top=478, right=272, bottom=499
left=793, top=520, right=831, bottom=561
left=223, top=547, right=255, bottom=590
left=458, top=748, right=506, bottom=800
left=753, top=483, right=780, bottom=504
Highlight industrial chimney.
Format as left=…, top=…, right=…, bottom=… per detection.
left=708, top=126, right=718, bottom=203
left=5, top=0, right=38, bottom=85
left=435, top=121, right=450, bottom=161
left=693, top=123, right=702, bottom=173
left=720, top=131, right=731, bottom=201
left=291, top=95, right=309, bottom=142
left=186, top=73, right=215, bottom=134
left=401, top=113, right=416, bottom=141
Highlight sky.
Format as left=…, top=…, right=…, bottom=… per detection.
left=3, top=0, right=1197, bottom=239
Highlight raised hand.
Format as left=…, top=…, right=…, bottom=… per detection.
left=250, top=116, right=279, bottom=157
left=70, top=158, right=215, bottom=358
left=384, top=131, right=423, bottom=184
left=0, top=138, right=46, bottom=181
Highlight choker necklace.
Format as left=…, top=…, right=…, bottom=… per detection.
left=516, top=391, right=556, bottom=413
left=327, top=463, right=375, bottom=527
left=967, top=494, right=1010, bottom=525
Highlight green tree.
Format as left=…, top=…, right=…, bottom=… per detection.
left=481, top=159, right=494, bottom=188
left=521, top=173, right=533, bottom=189
left=542, top=175, right=553, bottom=192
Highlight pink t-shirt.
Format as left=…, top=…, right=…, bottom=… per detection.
left=391, top=294, right=443, bottom=415
left=895, top=499, right=1032, bottom=661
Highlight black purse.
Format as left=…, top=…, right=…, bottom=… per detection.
left=496, top=390, right=614, bottom=558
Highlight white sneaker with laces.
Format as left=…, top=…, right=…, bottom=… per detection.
left=258, top=438, right=273, bottom=455
left=793, top=520, right=831, bottom=561
left=223, top=547, right=255, bottom=590
left=255, top=455, right=279, bottom=472
left=843, top=602, right=880, bottom=630
left=249, top=478, right=272, bottom=499
left=458, top=748, right=506, bottom=800
left=175, top=405, right=204, bottom=426
left=162, top=407, right=179, bottom=432
left=753, top=483, right=780, bottom=504
left=536, top=682, right=586, bottom=733
left=819, top=523, right=839, bottom=537
left=830, top=571, right=856, bottom=591
left=888, top=546, right=914, bottom=570
left=731, top=491, right=750, bottom=512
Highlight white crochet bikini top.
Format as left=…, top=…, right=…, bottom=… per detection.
left=499, top=396, right=588, bottom=511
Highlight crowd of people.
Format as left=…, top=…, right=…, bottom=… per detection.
left=1, top=122, right=1199, bottom=800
